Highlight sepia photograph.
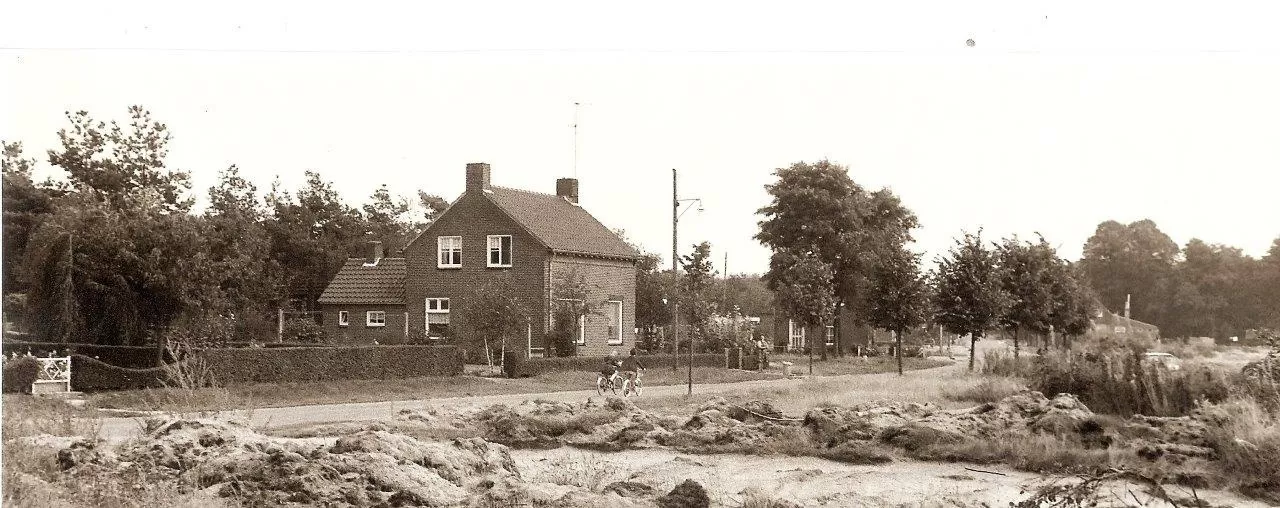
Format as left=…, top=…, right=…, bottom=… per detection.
left=2, top=2, right=1279, bottom=506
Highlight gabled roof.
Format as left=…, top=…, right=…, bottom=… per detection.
left=317, top=258, right=406, bottom=305
left=486, top=186, right=639, bottom=260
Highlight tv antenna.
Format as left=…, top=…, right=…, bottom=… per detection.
left=572, top=101, right=581, bottom=178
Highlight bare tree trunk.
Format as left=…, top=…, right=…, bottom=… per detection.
left=483, top=338, right=492, bottom=369
left=1012, top=328, right=1020, bottom=359
left=968, top=333, right=977, bottom=371
left=895, top=329, right=904, bottom=376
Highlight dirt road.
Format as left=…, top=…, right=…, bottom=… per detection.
left=97, top=362, right=960, bottom=444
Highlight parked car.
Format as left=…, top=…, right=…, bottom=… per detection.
left=1143, top=352, right=1182, bottom=371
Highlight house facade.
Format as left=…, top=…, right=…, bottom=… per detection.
left=317, top=243, right=408, bottom=344
left=319, top=163, right=639, bottom=357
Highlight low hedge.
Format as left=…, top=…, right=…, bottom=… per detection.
left=3, top=356, right=40, bottom=393
left=2, top=340, right=167, bottom=368
left=506, top=352, right=726, bottom=378
left=202, top=345, right=464, bottom=385
left=70, top=355, right=168, bottom=391
left=67, top=345, right=464, bottom=391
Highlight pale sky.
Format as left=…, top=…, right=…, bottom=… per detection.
left=4, top=2, right=1280, bottom=275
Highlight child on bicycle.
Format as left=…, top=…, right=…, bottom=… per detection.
left=620, top=348, right=645, bottom=393
left=600, top=352, right=622, bottom=380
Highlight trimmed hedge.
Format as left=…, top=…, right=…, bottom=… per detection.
left=3, top=340, right=167, bottom=368
left=3, top=356, right=40, bottom=393
left=68, top=345, right=464, bottom=391
left=202, top=345, right=464, bottom=385
left=71, top=355, right=168, bottom=391
left=506, top=352, right=727, bottom=378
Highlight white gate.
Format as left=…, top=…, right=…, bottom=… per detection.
left=33, top=355, right=72, bottom=394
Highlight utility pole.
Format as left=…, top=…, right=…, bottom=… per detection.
left=63, top=232, right=74, bottom=343
left=671, top=168, right=702, bottom=395
left=572, top=102, right=581, bottom=179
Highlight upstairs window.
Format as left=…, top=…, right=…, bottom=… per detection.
left=788, top=320, right=806, bottom=349
left=338, top=311, right=349, bottom=327
left=438, top=236, right=462, bottom=268
left=367, top=311, right=386, bottom=327
left=487, top=235, right=512, bottom=267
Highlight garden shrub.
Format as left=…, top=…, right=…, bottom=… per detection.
left=2, top=340, right=169, bottom=368
left=2, top=356, right=40, bottom=393
left=1026, top=350, right=1232, bottom=417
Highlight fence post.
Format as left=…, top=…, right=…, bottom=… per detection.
left=277, top=308, right=284, bottom=343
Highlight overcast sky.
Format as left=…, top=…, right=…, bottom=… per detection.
left=4, top=2, right=1280, bottom=275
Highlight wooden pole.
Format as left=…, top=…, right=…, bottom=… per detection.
left=277, top=308, right=284, bottom=343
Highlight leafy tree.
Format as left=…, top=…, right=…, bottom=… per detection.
left=21, top=195, right=220, bottom=345
left=204, top=165, right=282, bottom=328
left=864, top=246, right=928, bottom=375
left=457, top=274, right=530, bottom=368
left=46, top=106, right=193, bottom=213
left=362, top=184, right=414, bottom=253
left=757, top=160, right=918, bottom=358
left=634, top=252, right=675, bottom=351
left=932, top=231, right=1011, bottom=371
left=996, top=236, right=1058, bottom=357
left=1079, top=219, right=1178, bottom=327
left=1048, top=261, right=1096, bottom=347
left=416, top=190, right=449, bottom=222
left=2, top=142, right=56, bottom=295
left=679, top=242, right=718, bottom=352
left=264, top=171, right=367, bottom=308
left=549, top=267, right=601, bottom=357
left=771, top=252, right=837, bottom=373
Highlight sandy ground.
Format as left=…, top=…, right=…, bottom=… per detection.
left=513, top=447, right=1269, bottom=508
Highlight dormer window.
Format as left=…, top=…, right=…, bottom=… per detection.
left=438, top=236, right=462, bottom=268
left=487, top=235, right=512, bottom=267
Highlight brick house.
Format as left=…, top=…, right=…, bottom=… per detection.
left=319, top=162, right=639, bottom=357
left=317, top=242, right=408, bottom=344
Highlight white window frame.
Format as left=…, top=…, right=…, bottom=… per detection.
left=425, top=298, right=450, bottom=338
left=338, top=311, right=349, bottom=327
left=366, top=311, right=386, bottom=327
left=487, top=235, right=513, bottom=268
left=437, top=236, right=462, bottom=268
left=606, top=300, right=624, bottom=346
left=825, top=325, right=835, bottom=346
left=788, top=320, right=806, bottom=349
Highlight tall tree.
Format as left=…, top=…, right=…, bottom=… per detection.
left=996, top=236, right=1058, bottom=357
left=1048, top=261, right=1096, bottom=348
left=757, top=160, right=919, bottom=356
left=46, top=106, right=193, bottom=213
left=264, top=171, right=367, bottom=308
left=1079, top=219, right=1178, bottom=327
left=864, top=246, right=928, bottom=375
left=2, top=142, right=56, bottom=296
left=771, top=252, right=837, bottom=373
left=204, top=165, right=281, bottom=322
left=679, top=241, right=718, bottom=352
left=932, top=231, right=1011, bottom=371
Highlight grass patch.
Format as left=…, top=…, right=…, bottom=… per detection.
left=908, top=433, right=1128, bottom=475
left=1204, top=398, right=1280, bottom=504
left=942, top=377, right=1026, bottom=404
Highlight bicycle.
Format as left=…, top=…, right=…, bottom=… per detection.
left=597, top=371, right=621, bottom=395
left=621, top=369, right=644, bottom=397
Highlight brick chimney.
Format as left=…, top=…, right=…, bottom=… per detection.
left=365, top=240, right=384, bottom=265
left=465, top=162, right=491, bottom=192
left=556, top=178, right=579, bottom=204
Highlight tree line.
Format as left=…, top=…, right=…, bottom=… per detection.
left=753, top=161, right=1273, bottom=374
left=2, top=107, right=448, bottom=346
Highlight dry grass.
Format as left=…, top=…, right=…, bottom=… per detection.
left=1205, top=398, right=1280, bottom=503
left=942, top=377, right=1027, bottom=404
left=536, top=453, right=618, bottom=492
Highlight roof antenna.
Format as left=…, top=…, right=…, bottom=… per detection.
left=572, top=101, right=581, bottom=179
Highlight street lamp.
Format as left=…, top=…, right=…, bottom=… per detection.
left=672, top=168, right=702, bottom=396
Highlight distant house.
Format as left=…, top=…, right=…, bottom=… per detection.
left=318, top=163, right=639, bottom=357
left=1085, top=307, right=1160, bottom=342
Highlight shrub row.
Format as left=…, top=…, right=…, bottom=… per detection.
left=3, top=340, right=169, bottom=368
left=201, top=345, right=463, bottom=385
left=63, top=345, right=464, bottom=391
left=71, top=355, right=169, bottom=391
left=505, top=352, right=727, bottom=378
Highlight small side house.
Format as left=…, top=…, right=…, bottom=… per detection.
left=317, top=242, right=407, bottom=344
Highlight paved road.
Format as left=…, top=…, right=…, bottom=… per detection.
left=97, top=361, right=961, bottom=444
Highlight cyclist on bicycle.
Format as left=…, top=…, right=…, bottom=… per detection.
left=620, top=348, right=645, bottom=394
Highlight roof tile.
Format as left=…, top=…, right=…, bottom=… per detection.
left=317, top=258, right=406, bottom=305
left=487, top=186, right=638, bottom=259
